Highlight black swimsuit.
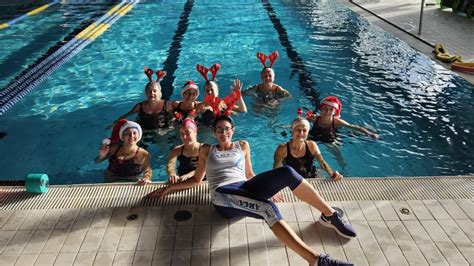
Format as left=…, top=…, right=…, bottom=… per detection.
left=107, top=146, right=143, bottom=178
left=174, top=102, right=196, bottom=120
left=283, top=142, right=318, bottom=178
left=136, top=101, right=170, bottom=130
left=256, top=84, right=281, bottom=103
left=177, top=145, right=200, bottom=176
left=198, top=109, right=216, bottom=127
left=309, top=116, right=337, bottom=143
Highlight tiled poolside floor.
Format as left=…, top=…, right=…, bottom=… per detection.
left=0, top=178, right=472, bottom=265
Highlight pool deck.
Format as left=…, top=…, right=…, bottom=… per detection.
left=0, top=2, right=473, bottom=265
left=343, top=0, right=474, bottom=84
left=0, top=176, right=472, bottom=265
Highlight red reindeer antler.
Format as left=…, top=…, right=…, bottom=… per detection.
left=306, top=110, right=314, bottom=120
left=222, top=90, right=242, bottom=116
left=297, top=107, right=303, bottom=117
left=205, top=95, right=223, bottom=117
left=268, top=51, right=279, bottom=67
left=155, top=70, right=166, bottom=82
left=196, top=64, right=210, bottom=82
left=209, top=64, right=220, bottom=81
left=257, top=52, right=268, bottom=68
left=144, top=66, right=154, bottom=82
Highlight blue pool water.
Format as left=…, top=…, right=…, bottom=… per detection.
left=0, top=0, right=473, bottom=184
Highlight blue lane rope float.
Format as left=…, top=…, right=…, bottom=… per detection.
left=0, top=1, right=134, bottom=109
left=0, top=1, right=59, bottom=30
left=0, top=1, right=127, bottom=100
left=0, top=0, right=139, bottom=115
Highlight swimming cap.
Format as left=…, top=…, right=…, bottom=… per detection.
left=291, top=117, right=310, bottom=130
left=182, top=118, right=198, bottom=132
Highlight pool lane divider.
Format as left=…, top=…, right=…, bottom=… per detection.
left=0, top=1, right=59, bottom=30
left=261, top=0, right=321, bottom=107
left=0, top=1, right=139, bottom=115
left=160, top=0, right=195, bottom=100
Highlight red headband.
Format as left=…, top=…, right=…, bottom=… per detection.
left=196, top=63, right=220, bottom=82
left=144, top=66, right=166, bottom=82
left=257, top=51, right=279, bottom=68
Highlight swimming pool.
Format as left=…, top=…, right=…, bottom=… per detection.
left=1, top=0, right=473, bottom=184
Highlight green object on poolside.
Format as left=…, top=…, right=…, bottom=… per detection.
left=26, top=173, right=49, bottom=193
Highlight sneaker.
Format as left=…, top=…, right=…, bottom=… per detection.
left=317, top=254, right=354, bottom=266
left=319, top=212, right=356, bottom=238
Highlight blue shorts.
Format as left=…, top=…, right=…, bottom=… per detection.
left=211, top=166, right=303, bottom=227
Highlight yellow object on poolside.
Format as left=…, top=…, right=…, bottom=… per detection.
left=451, top=61, right=474, bottom=74
left=433, top=43, right=463, bottom=63
left=435, top=53, right=462, bottom=63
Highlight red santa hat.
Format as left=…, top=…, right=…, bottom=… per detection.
left=181, top=80, right=199, bottom=97
left=109, top=119, right=128, bottom=144
left=320, top=96, right=342, bottom=118
left=119, top=121, right=143, bottom=142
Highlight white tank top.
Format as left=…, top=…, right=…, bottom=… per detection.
left=206, top=141, right=246, bottom=193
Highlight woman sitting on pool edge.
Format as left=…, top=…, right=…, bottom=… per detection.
left=110, top=67, right=173, bottom=143
left=308, top=96, right=379, bottom=143
left=147, top=115, right=355, bottom=266
left=274, top=114, right=343, bottom=180
left=166, top=118, right=202, bottom=184
left=243, top=51, right=291, bottom=106
left=96, top=120, right=152, bottom=185
left=194, top=63, right=247, bottom=127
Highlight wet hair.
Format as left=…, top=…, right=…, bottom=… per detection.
left=205, top=80, right=219, bottom=94
left=145, top=81, right=162, bottom=92
left=260, top=67, right=275, bottom=75
left=212, top=115, right=235, bottom=130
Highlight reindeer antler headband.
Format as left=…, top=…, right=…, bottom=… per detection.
left=196, top=63, right=220, bottom=82
left=256, top=51, right=279, bottom=68
left=144, top=66, right=167, bottom=82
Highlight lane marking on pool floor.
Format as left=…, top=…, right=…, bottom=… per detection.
left=262, top=0, right=321, bottom=107
left=160, top=0, right=195, bottom=100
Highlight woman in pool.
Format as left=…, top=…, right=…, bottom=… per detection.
left=147, top=115, right=355, bottom=266
left=194, top=63, right=247, bottom=127
left=111, top=67, right=173, bottom=142
left=96, top=120, right=152, bottom=185
left=166, top=118, right=201, bottom=184
left=308, top=96, right=379, bottom=143
left=274, top=116, right=343, bottom=180
left=244, top=51, right=291, bottom=106
left=172, top=80, right=201, bottom=122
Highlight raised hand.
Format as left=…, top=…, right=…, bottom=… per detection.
left=231, top=79, right=243, bottom=92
